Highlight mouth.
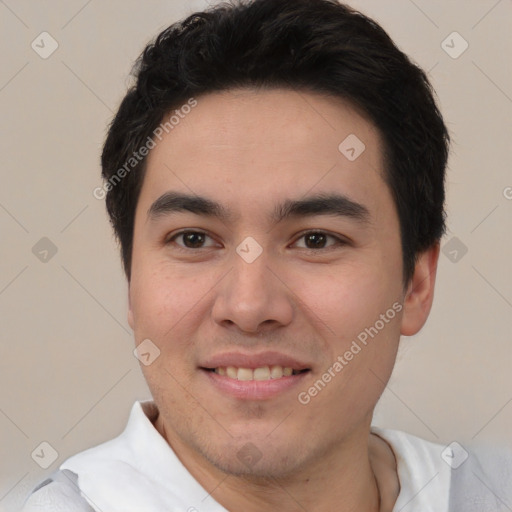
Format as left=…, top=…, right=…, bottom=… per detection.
left=198, top=353, right=312, bottom=400
left=202, top=365, right=310, bottom=381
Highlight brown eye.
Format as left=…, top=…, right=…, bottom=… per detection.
left=168, top=230, right=217, bottom=249
left=294, top=231, right=345, bottom=250
left=181, top=232, right=206, bottom=248
left=304, top=232, right=328, bottom=249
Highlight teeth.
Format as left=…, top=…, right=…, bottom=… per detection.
left=226, top=366, right=237, bottom=379
left=214, top=365, right=299, bottom=380
left=253, top=366, right=270, bottom=380
left=237, top=368, right=253, bottom=381
left=270, top=365, right=283, bottom=379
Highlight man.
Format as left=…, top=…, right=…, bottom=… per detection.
left=20, top=0, right=512, bottom=511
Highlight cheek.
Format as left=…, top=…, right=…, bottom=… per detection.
left=295, top=260, right=397, bottom=338
left=297, top=272, right=402, bottom=423
left=131, top=267, right=203, bottom=386
left=129, top=260, right=220, bottom=356
left=130, top=263, right=192, bottom=338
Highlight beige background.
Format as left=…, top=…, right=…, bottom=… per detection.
left=1, top=0, right=511, bottom=510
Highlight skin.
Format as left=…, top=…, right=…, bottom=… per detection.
left=127, top=88, right=439, bottom=512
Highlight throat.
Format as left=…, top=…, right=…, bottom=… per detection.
left=369, top=432, right=400, bottom=511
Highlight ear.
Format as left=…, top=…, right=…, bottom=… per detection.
left=127, top=286, right=134, bottom=330
left=400, top=243, right=440, bottom=336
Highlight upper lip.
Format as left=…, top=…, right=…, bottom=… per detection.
left=200, top=351, right=311, bottom=371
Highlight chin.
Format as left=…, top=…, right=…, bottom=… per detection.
left=198, top=436, right=308, bottom=480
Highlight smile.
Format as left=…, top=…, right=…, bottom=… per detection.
left=210, top=365, right=307, bottom=381
left=199, top=351, right=312, bottom=399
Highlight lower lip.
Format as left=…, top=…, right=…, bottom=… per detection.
left=201, top=369, right=310, bottom=400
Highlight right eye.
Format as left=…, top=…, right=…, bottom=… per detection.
left=166, top=230, right=219, bottom=250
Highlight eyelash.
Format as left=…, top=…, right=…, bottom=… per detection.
left=166, top=229, right=348, bottom=252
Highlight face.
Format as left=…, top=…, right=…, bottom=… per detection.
left=128, top=88, right=433, bottom=479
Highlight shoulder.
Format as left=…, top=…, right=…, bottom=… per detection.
left=372, top=426, right=512, bottom=512
left=371, top=426, right=452, bottom=511
left=19, top=469, right=95, bottom=512
left=449, top=440, right=512, bottom=511
left=21, top=400, right=202, bottom=512
left=20, top=401, right=152, bottom=512
left=19, top=434, right=133, bottom=512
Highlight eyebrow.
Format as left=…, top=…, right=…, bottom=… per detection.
left=147, top=191, right=370, bottom=225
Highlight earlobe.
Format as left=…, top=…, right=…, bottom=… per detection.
left=400, top=243, right=440, bottom=337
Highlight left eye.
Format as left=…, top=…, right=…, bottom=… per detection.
left=293, top=231, right=344, bottom=250
left=166, top=230, right=345, bottom=251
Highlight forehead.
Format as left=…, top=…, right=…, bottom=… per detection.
left=151, top=87, right=381, bottom=158
left=140, top=88, right=389, bottom=221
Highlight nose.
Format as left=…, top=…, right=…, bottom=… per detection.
left=211, top=248, right=294, bottom=335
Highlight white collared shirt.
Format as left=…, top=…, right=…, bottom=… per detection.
left=21, top=400, right=512, bottom=512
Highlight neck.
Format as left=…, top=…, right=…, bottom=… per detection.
left=216, top=451, right=380, bottom=512
left=155, top=415, right=381, bottom=512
